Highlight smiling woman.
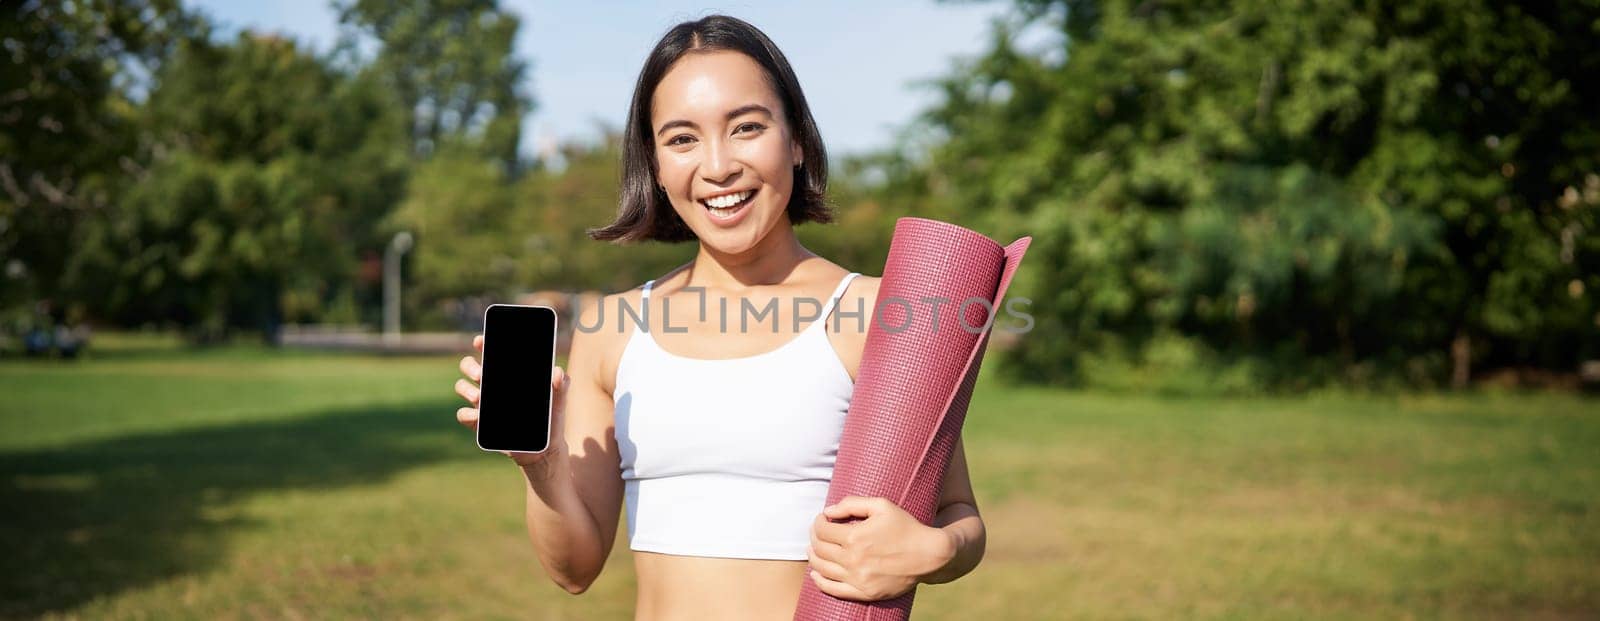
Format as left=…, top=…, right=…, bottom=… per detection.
left=590, top=17, right=832, bottom=246
left=452, top=14, right=986, bottom=621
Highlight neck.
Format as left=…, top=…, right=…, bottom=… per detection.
left=688, top=220, right=815, bottom=290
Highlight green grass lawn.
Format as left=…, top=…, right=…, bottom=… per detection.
left=2, top=343, right=1597, bottom=619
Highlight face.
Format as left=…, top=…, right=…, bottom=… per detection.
left=650, top=50, right=804, bottom=254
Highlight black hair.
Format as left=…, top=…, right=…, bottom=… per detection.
left=587, top=14, right=831, bottom=243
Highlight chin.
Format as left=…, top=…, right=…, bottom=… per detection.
left=696, top=226, right=764, bottom=256
left=690, top=205, right=784, bottom=255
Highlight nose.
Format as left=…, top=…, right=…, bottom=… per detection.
left=700, top=135, right=742, bottom=184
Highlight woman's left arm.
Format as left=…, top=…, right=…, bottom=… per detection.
left=920, top=435, right=986, bottom=584
left=807, top=436, right=987, bottom=600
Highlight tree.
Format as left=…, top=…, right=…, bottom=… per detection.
left=386, top=147, right=519, bottom=302
left=335, top=0, right=531, bottom=170
left=64, top=32, right=408, bottom=339
left=0, top=0, right=205, bottom=320
left=908, top=0, right=1600, bottom=388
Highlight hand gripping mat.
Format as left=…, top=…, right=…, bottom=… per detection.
left=794, top=217, right=1031, bottom=621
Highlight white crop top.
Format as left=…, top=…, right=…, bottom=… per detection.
left=611, top=272, right=860, bottom=560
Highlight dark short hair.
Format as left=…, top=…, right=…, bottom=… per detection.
left=588, top=14, right=832, bottom=244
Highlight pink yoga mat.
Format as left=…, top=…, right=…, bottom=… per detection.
left=795, top=217, right=1031, bottom=621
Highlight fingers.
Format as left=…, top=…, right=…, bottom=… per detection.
left=454, top=378, right=480, bottom=405
left=811, top=515, right=848, bottom=556
left=456, top=406, right=478, bottom=429
left=810, top=569, right=871, bottom=602
left=823, top=496, right=883, bottom=520
left=454, top=345, right=482, bottom=432
left=813, top=512, right=851, bottom=545
left=459, top=355, right=481, bottom=382
left=807, top=544, right=851, bottom=582
left=549, top=366, right=568, bottom=416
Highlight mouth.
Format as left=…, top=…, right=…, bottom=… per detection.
left=699, top=189, right=757, bottom=221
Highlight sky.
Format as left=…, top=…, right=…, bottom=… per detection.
left=187, top=1, right=1018, bottom=160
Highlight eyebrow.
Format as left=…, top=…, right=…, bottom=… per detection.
left=656, top=104, right=774, bottom=137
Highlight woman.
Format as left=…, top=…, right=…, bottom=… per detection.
left=453, top=15, right=985, bottom=620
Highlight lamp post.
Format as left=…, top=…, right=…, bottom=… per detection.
left=384, top=231, right=413, bottom=345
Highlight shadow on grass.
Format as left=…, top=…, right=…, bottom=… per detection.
left=0, top=401, right=472, bottom=618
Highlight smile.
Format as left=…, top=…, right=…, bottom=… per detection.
left=699, top=189, right=756, bottom=221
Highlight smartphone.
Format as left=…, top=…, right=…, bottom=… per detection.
left=475, top=304, right=557, bottom=454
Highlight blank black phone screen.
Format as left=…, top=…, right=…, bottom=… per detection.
left=476, top=304, right=556, bottom=453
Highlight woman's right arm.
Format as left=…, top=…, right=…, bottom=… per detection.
left=455, top=295, right=625, bottom=594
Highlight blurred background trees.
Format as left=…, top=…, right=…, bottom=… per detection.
left=3, top=0, right=1596, bottom=390
left=902, top=0, right=1600, bottom=390
left=66, top=29, right=409, bottom=340
left=335, top=0, right=529, bottom=169
left=1, top=0, right=205, bottom=329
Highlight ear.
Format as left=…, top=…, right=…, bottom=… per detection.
left=791, top=139, right=804, bottom=168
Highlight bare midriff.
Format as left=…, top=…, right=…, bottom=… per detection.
left=632, top=551, right=808, bottom=620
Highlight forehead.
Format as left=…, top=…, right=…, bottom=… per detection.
left=651, top=50, right=781, bottom=126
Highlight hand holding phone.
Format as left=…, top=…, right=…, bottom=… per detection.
left=454, top=305, right=568, bottom=465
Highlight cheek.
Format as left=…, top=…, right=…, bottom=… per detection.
left=744, top=141, right=796, bottom=190
left=655, top=152, right=692, bottom=191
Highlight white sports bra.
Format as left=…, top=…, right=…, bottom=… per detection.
left=611, top=272, right=860, bottom=560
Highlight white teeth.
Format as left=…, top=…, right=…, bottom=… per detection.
left=702, top=190, right=751, bottom=210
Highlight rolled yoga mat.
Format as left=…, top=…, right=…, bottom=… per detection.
left=795, top=217, right=1032, bottom=621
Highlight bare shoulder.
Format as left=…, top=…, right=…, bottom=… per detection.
left=818, top=262, right=877, bottom=326
left=850, top=274, right=881, bottom=307
left=570, top=285, right=647, bottom=396
left=842, top=273, right=880, bottom=326
left=827, top=273, right=881, bottom=382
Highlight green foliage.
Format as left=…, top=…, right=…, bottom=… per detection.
left=798, top=151, right=952, bottom=276
left=335, top=0, right=531, bottom=169
left=8, top=0, right=1598, bottom=390
left=510, top=135, right=689, bottom=292
left=63, top=32, right=408, bottom=339
left=388, top=133, right=686, bottom=310
left=909, top=0, right=1600, bottom=388
left=388, top=148, right=518, bottom=301
left=0, top=0, right=205, bottom=317
left=4, top=0, right=545, bottom=339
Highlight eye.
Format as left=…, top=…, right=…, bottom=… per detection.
left=734, top=122, right=765, bottom=135
left=666, top=134, right=696, bottom=146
